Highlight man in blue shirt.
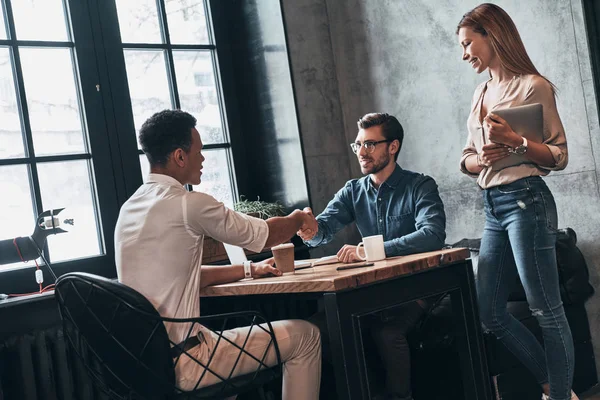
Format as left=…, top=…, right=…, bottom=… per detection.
left=299, top=112, right=446, bottom=400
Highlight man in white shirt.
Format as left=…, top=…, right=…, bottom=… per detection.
left=115, top=110, right=321, bottom=399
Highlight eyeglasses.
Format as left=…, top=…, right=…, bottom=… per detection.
left=350, top=139, right=392, bottom=154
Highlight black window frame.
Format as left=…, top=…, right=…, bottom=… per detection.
left=115, top=0, right=238, bottom=199
left=0, top=0, right=244, bottom=294
left=0, top=0, right=122, bottom=295
left=583, top=0, right=600, bottom=125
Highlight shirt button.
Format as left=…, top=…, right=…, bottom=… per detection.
left=378, top=198, right=382, bottom=201
left=379, top=219, right=382, bottom=223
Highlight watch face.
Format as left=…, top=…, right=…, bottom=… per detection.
left=514, top=146, right=527, bottom=155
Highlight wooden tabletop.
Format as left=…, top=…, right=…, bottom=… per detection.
left=200, top=248, right=470, bottom=297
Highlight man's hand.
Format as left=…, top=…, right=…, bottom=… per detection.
left=264, top=208, right=317, bottom=249
left=478, top=143, right=510, bottom=167
left=251, top=258, right=282, bottom=278
left=337, top=245, right=363, bottom=263
left=296, top=207, right=318, bottom=240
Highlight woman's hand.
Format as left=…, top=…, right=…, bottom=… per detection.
left=484, top=113, right=523, bottom=148
left=251, top=258, right=282, bottom=278
left=478, top=143, right=510, bottom=167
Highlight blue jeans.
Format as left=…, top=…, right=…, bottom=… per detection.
left=478, top=176, right=574, bottom=400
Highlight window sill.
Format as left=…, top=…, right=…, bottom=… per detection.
left=0, top=290, right=55, bottom=309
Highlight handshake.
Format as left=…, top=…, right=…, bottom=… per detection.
left=294, top=207, right=318, bottom=241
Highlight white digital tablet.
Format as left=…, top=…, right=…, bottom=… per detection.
left=223, top=243, right=248, bottom=265
left=487, top=103, right=543, bottom=171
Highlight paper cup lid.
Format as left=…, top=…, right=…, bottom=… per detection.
left=272, top=243, right=294, bottom=250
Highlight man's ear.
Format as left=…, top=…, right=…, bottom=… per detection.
left=390, top=139, right=400, bottom=157
left=173, top=149, right=185, bottom=167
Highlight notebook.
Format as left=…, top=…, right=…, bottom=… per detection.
left=310, top=255, right=340, bottom=267
left=486, top=103, right=543, bottom=171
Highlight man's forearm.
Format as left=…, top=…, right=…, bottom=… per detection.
left=264, top=211, right=305, bottom=248
left=200, top=265, right=245, bottom=288
left=384, top=227, right=445, bottom=257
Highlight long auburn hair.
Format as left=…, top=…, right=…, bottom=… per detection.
left=456, top=3, right=556, bottom=94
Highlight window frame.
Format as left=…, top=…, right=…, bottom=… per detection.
left=0, top=0, right=124, bottom=294
left=97, top=0, right=239, bottom=202
left=583, top=0, right=600, bottom=127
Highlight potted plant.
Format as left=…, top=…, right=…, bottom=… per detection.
left=233, top=196, right=287, bottom=220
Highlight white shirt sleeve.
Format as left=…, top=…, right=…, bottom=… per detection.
left=182, top=191, right=269, bottom=253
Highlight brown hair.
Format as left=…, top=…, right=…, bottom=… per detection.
left=357, top=113, right=404, bottom=161
left=456, top=3, right=556, bottom=94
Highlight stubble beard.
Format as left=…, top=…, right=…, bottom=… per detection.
left=360, top=153, right=392, bottom=175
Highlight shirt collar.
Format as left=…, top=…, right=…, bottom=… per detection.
left=367, top=164, right=403, bottom=191
left=146, top=173, right=186, bottom=189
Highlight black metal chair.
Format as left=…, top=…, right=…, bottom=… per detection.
left=55, top=272, right=282, bottom=400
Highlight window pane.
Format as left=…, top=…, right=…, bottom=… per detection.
left=0, top=48, right=25, bottom=158
left=11, top=0, right=68, bottom=41
left=115, top=0, right=162, bottom=44
left=20, top=48, right=86, bottom=156
left=124, top=50, right=172, bottom=144
left=0, top=2, right=7, bottom=40
left=139, top=153, right=150, bottom=181
left=0, top=165, right=36, bottom=270
left=173, top=51, right=224, bottom=144
left=192, top=149, right=234, bottom=208
left=37, top=160, right=101, bottom=263
left=165, top=0, right=209, bottom=44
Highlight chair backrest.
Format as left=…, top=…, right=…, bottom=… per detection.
left=55, top=272, right=175, bottom=399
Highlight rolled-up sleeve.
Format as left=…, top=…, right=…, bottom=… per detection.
left=460, top=136, right=479, bottom=177
left=460, top=81, right=487, bottom=177
left=525, top=76, right=568, bottom=171
left=183, top=192, right=268, bottom=253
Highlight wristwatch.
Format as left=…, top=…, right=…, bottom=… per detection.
left=243, top=260, right=253, bottom=279
left=512, top=137, right=528, bottom=155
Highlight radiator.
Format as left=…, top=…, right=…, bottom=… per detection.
left=0, top=326, right=108, bottom=400
left=0, top=296, right=317, bottom=400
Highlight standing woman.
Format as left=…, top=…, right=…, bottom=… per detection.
left=457, top=4, right=576, bottom=400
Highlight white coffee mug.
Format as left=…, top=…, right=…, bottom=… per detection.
left=355, top=234, right=386, bottom=262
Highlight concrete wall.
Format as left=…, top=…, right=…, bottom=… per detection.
left=283, top=0, right=600, bottom=377
left=281, top=0, right=360, bottom=257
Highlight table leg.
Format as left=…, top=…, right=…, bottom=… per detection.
left=324, top=292, right=367, bottom=399
left=450, top=261, right=492, bottom=400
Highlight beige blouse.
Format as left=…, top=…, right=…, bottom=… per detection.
left=460, top=74, right=568, bottom=189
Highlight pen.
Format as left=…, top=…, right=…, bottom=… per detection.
left=336, top=262, right=374, bottom=271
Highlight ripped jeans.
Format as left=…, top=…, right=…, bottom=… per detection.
left=478, top=176, right=574, bottom=400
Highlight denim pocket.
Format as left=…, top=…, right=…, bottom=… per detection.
left=539, top=191, right=558, bottom=232
left=388, top=212, right=412, bottom=222
left=387, top=213, right=413, bottom=236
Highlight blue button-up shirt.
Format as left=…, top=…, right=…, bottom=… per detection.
left=305, top=165, right=446, bottom=256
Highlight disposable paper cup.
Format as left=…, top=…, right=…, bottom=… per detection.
left=272, top=243, right=295, bottom=275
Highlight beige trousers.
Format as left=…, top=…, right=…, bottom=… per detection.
left=176, top=319, right=321, bottom=400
